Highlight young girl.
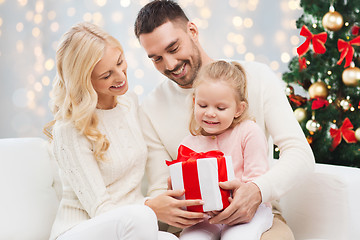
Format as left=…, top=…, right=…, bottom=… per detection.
left=45, top=22, right=178, bottom=240
left=179, top=60, right=273, bottom=240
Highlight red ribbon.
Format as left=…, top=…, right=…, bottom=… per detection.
left=299, top=57, right=307, bottom=71
left=330, top=118, right=357, bottom=151
left=167, top=145, right=230, bottom=212
left=311, top=98, right=329, bottom=110
left=167, top=145, right=225, bottom=165
left=337, top=36, right=360, bottom=68
left=297, top=25, right=328, bottom=56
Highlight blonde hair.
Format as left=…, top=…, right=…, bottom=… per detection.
left=189, top=60, right=251, bottom=136
left=44, top=22, right=123, bottom=161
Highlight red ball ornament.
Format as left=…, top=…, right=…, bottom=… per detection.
left=351, top=25, right=360, bottom=36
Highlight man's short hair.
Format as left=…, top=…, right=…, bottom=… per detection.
left=134, top=0, right=189, bottom=39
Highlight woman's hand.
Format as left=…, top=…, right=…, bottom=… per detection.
left=208, top=179, right=262, bottom=225
left=145, top=189, right=206, bottom=228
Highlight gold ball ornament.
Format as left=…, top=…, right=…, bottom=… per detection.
left=342, top=65, right=360, bottom=86
left=322, top=8, right=344, bottom=31
left=355, top=128, right=360, bottom=142
left=306, top=119, right=321, bottom=133
left=308, top=81, right=329, bottom=99
left=294, top=108, right=307, bottom=122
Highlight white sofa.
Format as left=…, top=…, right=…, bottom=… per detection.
left=1, top=137, right=359, bottom=240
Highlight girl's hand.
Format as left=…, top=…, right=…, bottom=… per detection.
left=208, top=180, right=262, bottom=225
left=206, top=210, right=221, bottom=218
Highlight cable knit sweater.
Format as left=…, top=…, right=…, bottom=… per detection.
left=139, top=61, right=315, bottom=206
left=49, top=92, right=168, bottom=240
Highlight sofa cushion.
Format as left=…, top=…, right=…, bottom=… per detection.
left=279, top=164, right=353, bottom=240
left=0, top=138, right=59, bottom=240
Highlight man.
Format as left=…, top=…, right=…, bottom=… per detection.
left=134, top=1, right=315, bottom=239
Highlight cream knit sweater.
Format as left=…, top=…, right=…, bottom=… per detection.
left=49, top=92, right=168, bottom=240
left=139, top=60, right=315, bottom=205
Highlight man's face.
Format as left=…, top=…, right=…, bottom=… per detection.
left=139, top=21, right=202, bottom=88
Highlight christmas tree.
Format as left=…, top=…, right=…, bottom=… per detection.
left=282, top=0, right=360, bottom=167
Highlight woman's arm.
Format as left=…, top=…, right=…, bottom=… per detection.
left=53, top=122, right=116, bottom=217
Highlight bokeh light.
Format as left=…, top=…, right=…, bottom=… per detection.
left=0, top=0, right=303, bottom=138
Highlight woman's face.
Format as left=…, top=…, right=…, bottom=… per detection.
left=91, top=45, right=128, bottom=109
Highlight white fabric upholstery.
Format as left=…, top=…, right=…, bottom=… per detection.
left=0, top=138, right=59, bottom=240
left=280, top=163, right=360, bottom=240
left=0, top=137, right=359, bottom=240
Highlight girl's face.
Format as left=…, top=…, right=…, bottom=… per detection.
left=194, top=79, right=244, bottom=135
left=91, top=45, right=128, bottom=109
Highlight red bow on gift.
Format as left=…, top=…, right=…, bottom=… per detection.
left=311, top=98, right=329, bottom=110
left=167, top=145, right=230, bottom=212
left=297, top=25, right=328, bottom=56
left=299, top=57, right=307, bottom=71
left=167, top=145, right=224, bottom=166
left=337, top=36, right=360, bottom=68
left=330, top=118, right=357, bottom=151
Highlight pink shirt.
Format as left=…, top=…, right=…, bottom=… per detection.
left=181, top=120, right=269, bottom=183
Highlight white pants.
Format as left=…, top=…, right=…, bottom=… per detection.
left=57, top=204, right=178, bottom=240
left=180, top=204, right=273, bottom=240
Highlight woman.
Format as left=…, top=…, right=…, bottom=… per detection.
left=45, top=22, right=178, bottom=240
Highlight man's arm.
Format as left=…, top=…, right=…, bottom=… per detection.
left=252, top=64, right=315, bottom=203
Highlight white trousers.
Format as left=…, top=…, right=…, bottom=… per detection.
left=57, top=204, right=178, bottom=240
left=180, top=204, right=273, bottom=240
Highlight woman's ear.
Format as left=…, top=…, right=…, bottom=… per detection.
left=235, top=102, right=246, bottom=118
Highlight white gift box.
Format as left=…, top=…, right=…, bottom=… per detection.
left=169, top=155, right=235, bottom=212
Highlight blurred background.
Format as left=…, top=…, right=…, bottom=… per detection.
left=0, top=0, right=302, bottom=138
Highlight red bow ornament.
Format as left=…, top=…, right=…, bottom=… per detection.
left=337, top=36, right=360, bottom=68
left=330, top=118, right=357, bottom=151
left=166, top=145, right=235, bottom=212
left=297, top=25, right=328, bottom=56
left=311, top=98, right=329, bottom=110
left=299, top=57, right=307, bottom=71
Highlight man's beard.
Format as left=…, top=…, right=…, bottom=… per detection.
left=165, top=44, right=202, bottom=88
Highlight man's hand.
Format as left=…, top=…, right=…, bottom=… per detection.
left=208, top=179, right=262, bottom=225
left=145, top=189, right=206, bottom=228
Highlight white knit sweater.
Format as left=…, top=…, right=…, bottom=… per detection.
left=49, top=92, right=168, bottom=240
left=139, top=60, right=315, bottom=206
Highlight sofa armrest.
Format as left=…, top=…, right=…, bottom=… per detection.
left=0, top=138, right=60, bottom=240
left=279, top=163, right=360, bottom=240
left=314, top=163, right=360, bottom=240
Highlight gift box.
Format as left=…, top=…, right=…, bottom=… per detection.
left=166, top=145, right=235, bottom=212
